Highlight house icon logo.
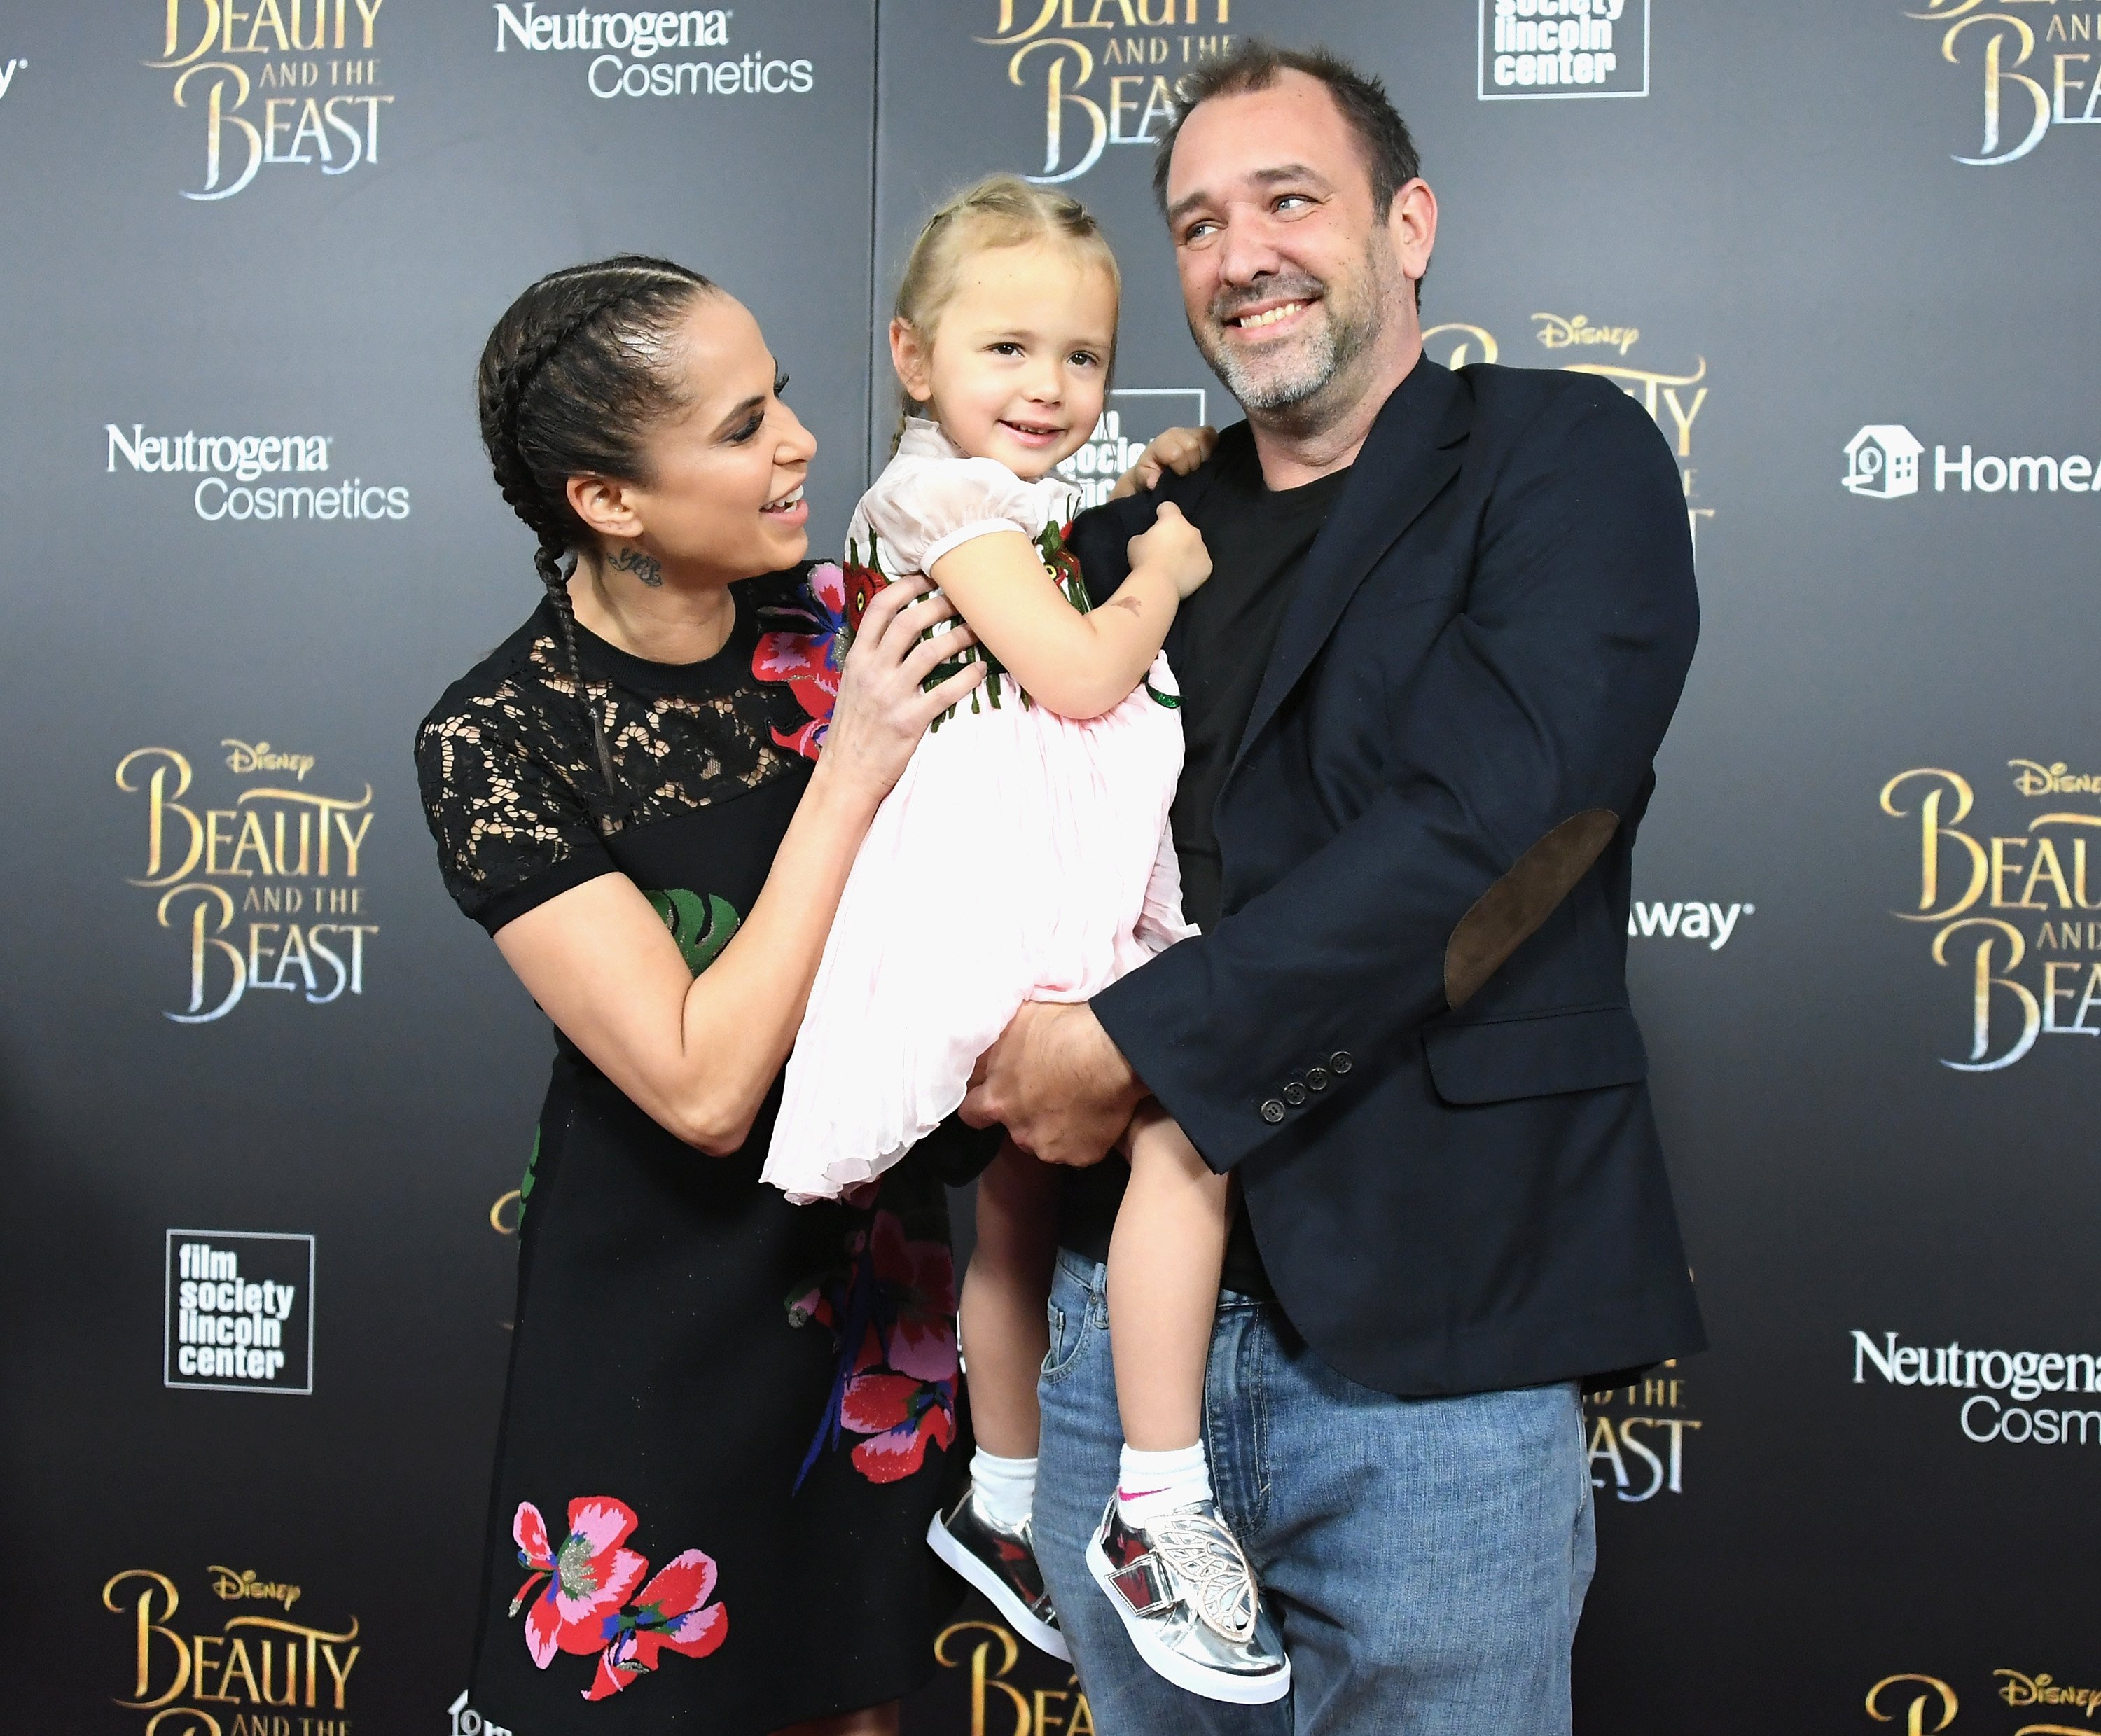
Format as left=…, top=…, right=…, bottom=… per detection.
left=1843, top=426, right=1925, bottom=499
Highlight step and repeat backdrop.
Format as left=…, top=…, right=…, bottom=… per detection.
left=1, top=1, right=2094, bottom=1731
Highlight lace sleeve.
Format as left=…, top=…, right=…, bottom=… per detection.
left=415, top=687, right=617, bottom=935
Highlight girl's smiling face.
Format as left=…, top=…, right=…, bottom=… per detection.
left=891, top=239, right=1118, bottom=481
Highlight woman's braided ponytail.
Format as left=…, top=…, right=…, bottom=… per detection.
left=476, top=256, right=715, bottom=831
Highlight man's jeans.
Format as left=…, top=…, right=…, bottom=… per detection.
left=1035, top=1252, right=1597, bottom=1735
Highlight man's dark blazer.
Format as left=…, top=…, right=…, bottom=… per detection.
left=1076, top=357, right=1706, bottom=1398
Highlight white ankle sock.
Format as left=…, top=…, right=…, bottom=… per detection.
left=971, top=1448, right=1038, bottom=1529
left=1117, top=1441, right=1212, bottom=1526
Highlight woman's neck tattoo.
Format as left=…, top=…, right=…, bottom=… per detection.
left=608, top=545, right=664, bottom=588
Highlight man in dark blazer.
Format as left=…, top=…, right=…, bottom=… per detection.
left=962, top=39, right=1703, bottom=1735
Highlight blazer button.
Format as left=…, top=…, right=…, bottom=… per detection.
left=1329, top=1050, right=1354, bottom=1075
left=1260, top=1098, right=1287, bottom=1125
left=1283, top=1081, right=1308, bottom=1106
left=1305, top=1066, right=1329, bottom=1091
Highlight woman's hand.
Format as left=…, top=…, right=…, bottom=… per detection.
left=494, top=577, right=986, bottom=1158
left=1110, top=425, right=1217, bottom=500
left=818, top=576, right=987, bottom=807
left=1124, top=501, right=1212, bottom=600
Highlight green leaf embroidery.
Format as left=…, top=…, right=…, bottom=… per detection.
left=646, top=888, right=742, bottom=975
left=518, top=1125, right=540, bottom=1225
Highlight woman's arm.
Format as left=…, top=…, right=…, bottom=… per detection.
left=929, top=503, right=1210, bottom=721
left=491, top=580, right=983, bottom=1154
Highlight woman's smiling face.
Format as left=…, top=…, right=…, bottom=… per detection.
left=616, top=291, right=818, bottom=580
left=893, top=239, right=1118, bottom=481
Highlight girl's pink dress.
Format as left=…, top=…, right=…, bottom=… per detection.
left=763, top=419, right=1191, bottom=1203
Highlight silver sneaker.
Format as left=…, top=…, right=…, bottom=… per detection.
left=1086, top=1496, right=1291, bottom=1704
left=927, top=1483, right=1071, bottom=1662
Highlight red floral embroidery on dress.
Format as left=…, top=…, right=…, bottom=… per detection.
left=509, top=1497, right=727, bottom=1700
left=788, top=1207, right=959, bottom=1487
left=751, top=562, right=847, bottom=759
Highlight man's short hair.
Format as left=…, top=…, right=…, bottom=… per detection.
left=1151, top=41, right=1422, bottom=220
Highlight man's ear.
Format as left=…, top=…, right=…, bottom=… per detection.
left=567, top=473, right=643, bottom=543
left=890, top=317, right=934, bottom=409
left=1389, top=176, right=1438, bottom=292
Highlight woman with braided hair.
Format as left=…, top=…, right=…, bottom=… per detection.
left=415, top=258, right=988, bottom=1735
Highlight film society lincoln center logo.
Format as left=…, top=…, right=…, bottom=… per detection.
left=1479, top=0, right=1648, bottom=99
left=146, top=0, right=396, bottom=200
left=165, top=1229, right=314, bottom=1393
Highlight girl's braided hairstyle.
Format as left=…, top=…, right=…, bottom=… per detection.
left=475, top=256, right=715, bottom=827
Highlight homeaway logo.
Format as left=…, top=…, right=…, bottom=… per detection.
left=1843, top=423, right=2098, bottom=497
left=1843, top=426, right=1922, bottom=498
left=1627, top=901, right=1752, bottom=951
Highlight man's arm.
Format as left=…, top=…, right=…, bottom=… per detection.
left=1091, top=382, right=1698, bottom=1170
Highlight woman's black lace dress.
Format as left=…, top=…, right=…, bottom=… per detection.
left=415, top=567, right=971, bottom=1733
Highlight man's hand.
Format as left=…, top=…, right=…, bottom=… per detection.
left=1109, top=425, right=1217, bottom=500
left=960, top=1001, right=1146, bottom=1167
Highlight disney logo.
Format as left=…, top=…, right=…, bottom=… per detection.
left=1997, top=1670, right=2101, bottom=1719
left=1532, top=313, right=1639, bottom=356
left=208, top=1564, right=301, bottom=1611
left=2010, top=760, right=2101, bottom=798
left=223, top=739, right=316, bottom=782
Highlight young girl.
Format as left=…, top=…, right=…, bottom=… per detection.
left=761, top=177, right=1289, bottom=1705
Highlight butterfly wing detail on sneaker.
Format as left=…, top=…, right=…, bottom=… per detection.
left=1085, top=1497, right=1291, bottom=1706
left=1149, top=1508, right=1260, bottom=1644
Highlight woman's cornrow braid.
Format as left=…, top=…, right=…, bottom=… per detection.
left=475, top=256, right=715, bottom=833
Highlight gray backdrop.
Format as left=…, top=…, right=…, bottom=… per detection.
left=3, top=1, right=2094, bottom=1730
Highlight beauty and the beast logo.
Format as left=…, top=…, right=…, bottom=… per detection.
left=933, top=1619, right=1096, bottom=1735
left=975, top=0, right=1240, bottom=183
left=1882, top=763, right=2101, bottom=1071
left=102, top=1566, right=359, bottom=1734
left=147, top=0, right=396, bottom=200
left=1866, top=1669, right=2098, bottom=1733
left=1584, top=1361, right=1700, bottom=1501
left=118, top=743, right=376, bottom=1024
left=1424, top=316, right=1714, bottom=552
left=1904, top=0, right=2101, bottom=166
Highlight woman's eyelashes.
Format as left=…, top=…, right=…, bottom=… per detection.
left=726, top=372, right=792, bottom=443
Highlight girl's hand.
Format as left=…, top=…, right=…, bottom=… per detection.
left=1110, top=425, right=1217, bottom=499
left=819, top=576, right=985, bottom=806
left=1125, top=501, right=1212, bottom=600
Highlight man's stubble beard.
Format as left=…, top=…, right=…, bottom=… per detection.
left=1193, top=230, right=1402, bottom=431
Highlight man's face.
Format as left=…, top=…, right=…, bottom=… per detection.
left=1164, top=71, right=1425, bottom=418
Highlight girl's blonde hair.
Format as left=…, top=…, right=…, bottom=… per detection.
left=892, top=174, right=1121, bottom=446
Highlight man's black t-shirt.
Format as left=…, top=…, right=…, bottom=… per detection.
left=1060, top=431, right=1352, bottom=1296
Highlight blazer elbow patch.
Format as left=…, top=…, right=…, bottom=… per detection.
left=1444, top=809, right=1621, bottom=1009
